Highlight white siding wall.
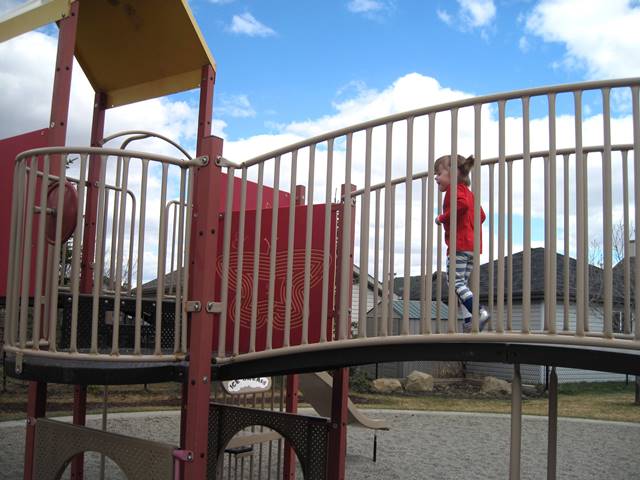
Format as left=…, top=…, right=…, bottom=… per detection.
left=351, top=282, right=376, bottom=336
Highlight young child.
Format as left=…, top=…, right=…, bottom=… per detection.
left=434, top=154, right=490, bottom=333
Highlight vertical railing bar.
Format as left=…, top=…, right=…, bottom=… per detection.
left=250, top=163, right=265, bottom=352
left=548, top=93, right=558, bottom=334
left=602, top=87, right=613, bottom=338
left=381, top=122, right=393, bottom=337
left=425, top=113, right=436, bottom=334
left=488, top=163, right=495, bottom=329
left=522, top=96, right=531, bottom=334
left=388, top=184, right=396, bottom=335
left=111, top=156, right=130, bottom=355
left=134, top=160, right=148, bottom=355
left=47, top=155, right=68, bottom=352
left=174, top=169, right=187, bottom=353
left=402, top=117, right=414, bottom=336
left=339, top=135, right=353, bottom=340
left=320, top=144, right=333, bottom=343
left=436, top=185, right=443, bottom=335
left=563, top=154, right=570, bottom=332
left=101, top=190, right=110, bottom=293
left=622, top=151, right=631, bottom=334
left=154, top=163, right=168, bottom=355
left=632, top=86, right=640, bottom=341
left=583, top=150, right=590, bottom=333
left=69, top=154, right=88, bottom=353
left=497, top=100, right=506, bottom=333
left=90, top=156, right=108, bottom=353
left=575, top=91, right=585, bottom=337
left=5, top=158, right=23, bottom=346
left=126, top=192, right=136, bottom=295
left=268, top=157, right=282, bottom=349
left=217, top=167, right=235, bottom=357
left=32, top=155, right=51, bottom=349
left=420, top=176, right=427, bottom=334
left=544, top=154, right=550, bottom=332
left=302, top=145, right=316, bottom=344
left=169, top=203, right=177, bottom=295
left=472, top=104, right=482, bottom=332
left=373, top=189, right=381, bottom=337
left=507, top=160, right=513, bottom=331
left=18, top=157, right=38, bottom=349
left=233, top=168, right=248, bottom=355
left=448, top=108, right=459, bottom=333
left=109, top=157, right=122, bottom=290
left=181, top=167, right=194, bottom=354
left=284, top=151, right=298, bottom=346
left=359, top=130, right=373, bottom=338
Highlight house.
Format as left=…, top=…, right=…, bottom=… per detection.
left=390, top=247, right=635, bottom=384
left=359, top=299, right=453, bottom=379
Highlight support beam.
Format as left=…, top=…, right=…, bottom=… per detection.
left=547, top=367, right=558, bottom=480
left=509, top=363, right=522, bottom=480
left=182, top=64, right=222, bottom=480
left=23, top=382, right=47, bottom=480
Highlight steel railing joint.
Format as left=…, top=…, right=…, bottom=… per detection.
left=185, top=301, right=201, bottom=313
left=216, top=155, right=240, bottom=168
left=206, top=302, right=223, bottom=314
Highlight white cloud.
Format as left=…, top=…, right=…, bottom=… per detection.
left=217, top=94, right=256, bottom=118
left=437, top=0, right=496, bottom=34
left=459, top=0, right=496, bottom=28
left=525, top=0, right=640, bottom=78
left=436, top=9, right=453, bottom=25
left=347, top=0, right=384, bottom=13
left=518, top=35, right=529, bottom=53
left=228, top=12, right=276, bottom=37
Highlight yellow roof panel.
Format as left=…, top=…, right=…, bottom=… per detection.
left=1, top=0, right=216, bottom=107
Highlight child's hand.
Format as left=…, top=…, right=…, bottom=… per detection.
left=435, top=216, right=442, bottom=226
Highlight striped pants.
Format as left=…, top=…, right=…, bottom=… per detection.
left=446, top=251, right=475, bottom=319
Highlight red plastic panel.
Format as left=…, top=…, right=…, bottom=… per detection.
left=213, top=204, right=338, bottom=353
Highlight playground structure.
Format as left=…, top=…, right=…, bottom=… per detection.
left=1, top=1, right=640, bottom=479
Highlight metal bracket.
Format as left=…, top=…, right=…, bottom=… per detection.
left=185, top=301, right=201, bottom=313
left=172, top=449, right=193, bottom=463
left=206, top=302, right=223, bottom=313
left=196, top=155, right=209, bottom=166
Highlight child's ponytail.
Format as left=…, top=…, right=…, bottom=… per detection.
left=458, top=154, right=474, bottom=186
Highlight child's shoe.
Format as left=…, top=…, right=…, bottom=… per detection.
left=479, top=307, right=491, bottom=331
left=462, top=319, right=472, bottom=333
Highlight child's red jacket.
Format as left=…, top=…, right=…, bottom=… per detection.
left=437, top=184, right=486, bottom=253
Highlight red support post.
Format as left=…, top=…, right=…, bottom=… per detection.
left=283, top=186, right=306, bottom=479
left=328, top=184, right=356, bottom=480
left=70, top=385, right=87, bottom=479
left=24, top=4, right=79, bottom=479
left=182, top=64, right=222, bottom=480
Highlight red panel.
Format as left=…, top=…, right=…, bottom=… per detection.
left=0, top=128, right=50, bottom=297
left=213, top=204, right=338, bottom=354
left=219, top=173, right=290, bottom=213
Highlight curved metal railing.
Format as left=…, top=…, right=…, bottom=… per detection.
left=213, top=77, right=640, bottom=364
left=3, top=145, right=205, bottom=365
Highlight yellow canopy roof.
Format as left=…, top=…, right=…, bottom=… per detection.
left=0, top=0, right=216, bottom=108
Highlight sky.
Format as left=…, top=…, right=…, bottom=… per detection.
left=0, top=0, right=639, bottom=281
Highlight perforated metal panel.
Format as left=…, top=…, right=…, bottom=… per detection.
left=208, top=403, right=330, bottom=479
left=33, top=418, right=175, bottom=480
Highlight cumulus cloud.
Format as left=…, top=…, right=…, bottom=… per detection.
left=217, top=94, right=256, bottom=118
left=437, top=0, right=496, bottom=34
left=228, top=12, right=276, bottom=37
left=525, top=0, right=640, bottom=78
left=347, top=0, right=384, bottom=13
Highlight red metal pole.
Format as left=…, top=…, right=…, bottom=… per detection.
left=328, top=184, right=356, bottom=480
left=282, top=186, right=306, bottom=479
left=182, top=64, right=222, bottom=480
left=24, top=4, right=79, bottom=479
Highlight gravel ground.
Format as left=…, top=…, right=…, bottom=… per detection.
left=1, top=409, right=638, bottom=479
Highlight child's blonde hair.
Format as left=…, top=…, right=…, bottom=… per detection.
left=434, top=154, right=475, bottom=187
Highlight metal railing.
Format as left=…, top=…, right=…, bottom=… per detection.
left=3, top=145, right=204, bottom=364
left=214, top=77, right=640, bottom=362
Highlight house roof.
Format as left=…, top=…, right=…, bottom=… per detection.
left=366, top=300, right=449, bottom=320
left=399, top=248, right=632, bottom=305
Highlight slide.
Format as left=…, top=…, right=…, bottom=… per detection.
left=298, top=372, right=388, bottom=430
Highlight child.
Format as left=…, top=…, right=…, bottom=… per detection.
left=434, top=154, right=490, bottom=333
